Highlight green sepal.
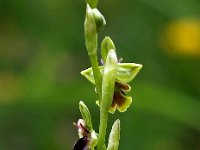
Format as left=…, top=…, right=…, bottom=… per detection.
left=81, top=66, right=103, bottom=84
left=101, top=37, right=116, bottom=63
left=116, top=63, right=142, bottom=83
left=107, top=119, right=120, bottom=150
left=81, top=63, right=142, bottom=84
left=79, top=101, right=93, bottom=131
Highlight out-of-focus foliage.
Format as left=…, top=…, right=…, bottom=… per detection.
left=0, top=0, right=200, bottom=150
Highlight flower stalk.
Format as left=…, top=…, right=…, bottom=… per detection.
left=84, top=4, right=102, bottom=95
left=73, top=1, right=142, bottom=150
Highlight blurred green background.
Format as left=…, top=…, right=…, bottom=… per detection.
left=0, top=0, right=200, bottom=149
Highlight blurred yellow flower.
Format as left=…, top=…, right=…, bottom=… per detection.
left=161, top=18, right=200, bottom=56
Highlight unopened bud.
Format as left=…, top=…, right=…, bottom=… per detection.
left=92, top=8, right=106, bottom=33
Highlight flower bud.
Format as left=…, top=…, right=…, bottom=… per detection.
left=73, top=118, right=98, bottom=150
left=92, top=8, right=106, bottom=33
left=86, top=0, right=99, bottom=8
left=84, top=4, right=97, bottom=55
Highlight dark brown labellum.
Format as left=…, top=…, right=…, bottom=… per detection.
left=73, top=136, right=88, bottom=150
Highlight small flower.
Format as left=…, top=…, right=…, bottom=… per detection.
left=73, top=119, right=98, bottom=150
left=81, top=62, right=142, bottom=113
left=73, top=119, right=90, bottom=150
left=162, top=18, right=200, bottom=56
left=81, top=37, right=142, bottom=114
left=73, top=102, right=98, bottom=150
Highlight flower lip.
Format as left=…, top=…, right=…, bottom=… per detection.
left=96, top=81, right=132, bottom=114
left=115, top=81, right=131, bottom=92
left=73, top=119, right=90, bottom=150
left=109, top=82, right=132, bottom=113
left=73, top=136, right=88, bottom=150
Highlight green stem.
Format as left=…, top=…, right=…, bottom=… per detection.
left=88, top=53, right=102, bottom=95
left=97, top=108, right=108, bottom=150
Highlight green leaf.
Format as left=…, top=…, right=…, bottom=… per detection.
left=107, top=119, right=120, bottom=150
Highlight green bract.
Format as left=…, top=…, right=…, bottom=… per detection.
left=107, top=119, right=120, bottom=150
left=101, top=49, right=118, bottom=112
left=98, top=49, right=118, bottom=150
left=79, top=101, right=93, bottom=130
left=81, top=63, right=142, bottom=84
left=77, top=101, right=98, bottom=149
